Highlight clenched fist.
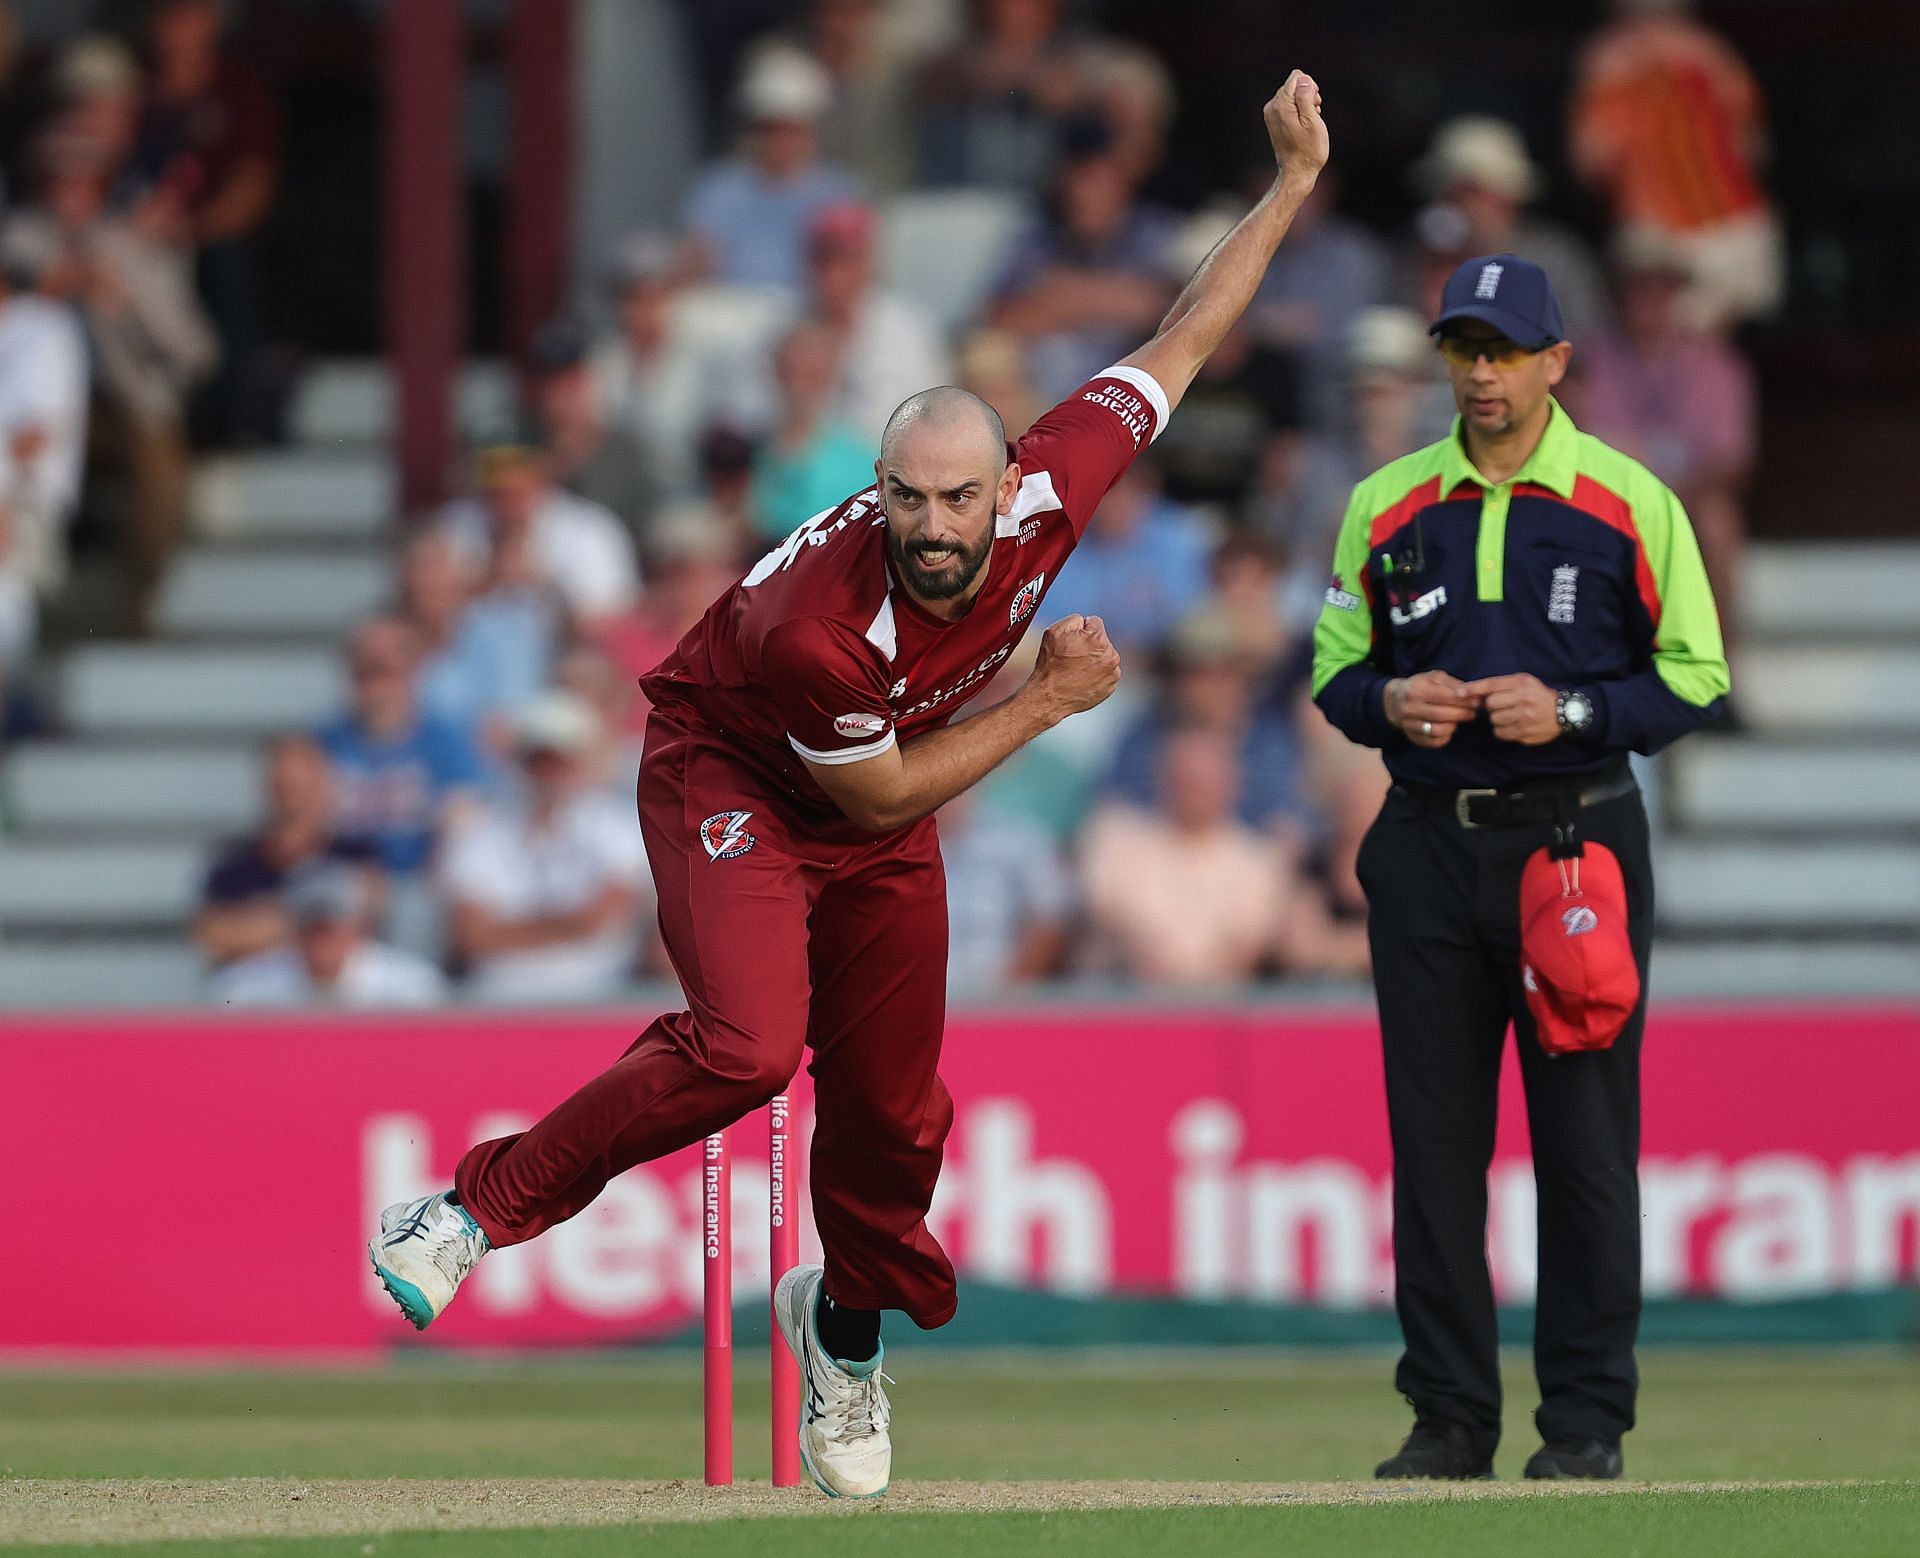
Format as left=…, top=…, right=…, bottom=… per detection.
left=1028, top=614, right=1122, bottom=722
left=1265, top=69, right=1329, bottom=184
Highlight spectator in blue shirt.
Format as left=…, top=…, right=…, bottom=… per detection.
left=400, top=531, right=552, bottom=753
left=1043, top=459, right=1211, bottom=654
left=679, top=47, right=862, bottom=293
left=316, top=616, right=484, bottom=880
left=1102, top=607, right=1311, bottom=837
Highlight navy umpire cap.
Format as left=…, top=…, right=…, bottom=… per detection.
left=1430, top=253, right=1565, bottom=349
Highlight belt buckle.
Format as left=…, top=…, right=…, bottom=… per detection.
left=1454, top=788, right=1499, bottom=829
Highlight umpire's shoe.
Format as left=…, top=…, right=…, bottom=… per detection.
left=1374, top=1416, right=1497, bottom=1480
left=1524, top=1439, right=1624, bottom=1479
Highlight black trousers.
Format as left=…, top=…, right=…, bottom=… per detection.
left=1357, top=782, right=1654, bottom=1447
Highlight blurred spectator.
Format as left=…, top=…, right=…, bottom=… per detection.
left=1150, top=315, right=1302, bottom=513
left=1044, top=460, right=1211, bottom=654
left=792, top=0, right=938, bottom=196
left=1103, top=609, right=1308, bottom=835
left=194, top=734, right=379, bottom=969
left=597, top=509, right=745, bottom=729
left=317, top=616, right=484, bottom=895
left=52, top=35, right=141, bottom=185
left=1568, top=225, right=1757, bottom=660
left=1571, top=0, right=1781, bottom=329
left=523, top=315, right=655, bottom=536
left=133, top=0, right=279, bottom=444
left=679, top=46, right=861, bottom=292
left=939, top=789, right=1071, bottom=990
left=0, top=225, right=87, bottom=610
left=918, top=0, right=1090, bottom=191
left=7, top=126, right=217, bottom=634
left=1208, top=533, right=1293, bottom=678
left=1081, top=725, right=1365, bottom=984
left=801, top=201, right=949, bottom=444
left=210, top=861, right=444, bottom=1009
left=590, top=233, right=721, bottom=506
left=990, top=112, right=1180, bottom=398
left=1249, top=174, right=1391, bottom=426
left=682, top=423, right=760, bottom=555
left=955, top=325, right=1042, bottom=438
left=1248, top=307, right=1453, bottom=582
left=1410, top=117, right=1609, bottom=341
left=748, top=320, right=873, bottom=539
left=441, top=692, right=652, bottom=1002
left=437, top=445, right=638, bottom=630
left=400, top=530, right=552, bottom=747
left=1294, top=682, right=1389, bottom=923
left=1077, top=39, right=1176, bottom=187
left=554, top=643, right=645, bottom=803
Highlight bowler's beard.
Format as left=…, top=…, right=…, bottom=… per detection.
left=887, top=520, right=994, bottom=602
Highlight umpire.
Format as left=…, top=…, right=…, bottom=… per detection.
left=1312, top=253, right=1729, bottom=1480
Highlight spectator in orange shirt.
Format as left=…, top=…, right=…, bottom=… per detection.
left=1570, top=0, right=1782, bottom=329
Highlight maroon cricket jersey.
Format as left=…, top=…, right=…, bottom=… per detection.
left=639, top=364, right=1169, bottom=837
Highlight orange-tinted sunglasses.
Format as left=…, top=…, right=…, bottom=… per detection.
left=1436, top=334, right=1542, bottom=369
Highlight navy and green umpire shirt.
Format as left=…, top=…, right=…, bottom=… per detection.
left=1311, top=399, right=1731, bottom=788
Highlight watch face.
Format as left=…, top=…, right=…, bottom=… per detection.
left=1563, top=692, right=1592, bottom=728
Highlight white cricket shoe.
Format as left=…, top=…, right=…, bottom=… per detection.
left=774, top=1264, right=893, bottom=1498
left=368, top=1191, right=489, bottom=1330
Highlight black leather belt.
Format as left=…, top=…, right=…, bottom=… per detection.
left=1400, top=767, right=1639, bottom=830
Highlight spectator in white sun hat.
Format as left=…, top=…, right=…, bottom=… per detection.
left=1411, top=116, right=1609, bottom=341
left=679, top=45, right=862, bottom=293
left=441, top=691, right=653, bottom=1002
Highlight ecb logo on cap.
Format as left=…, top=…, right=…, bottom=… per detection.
left=1474, top=262, right=1504, bottom=300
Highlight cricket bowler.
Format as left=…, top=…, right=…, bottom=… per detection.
left=372, top=68, right=1331, bottom=1499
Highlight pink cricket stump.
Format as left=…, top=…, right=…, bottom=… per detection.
left=702, top=1130, right=732, bottom=1486
left=768, top=1094, right=801, bottom=1488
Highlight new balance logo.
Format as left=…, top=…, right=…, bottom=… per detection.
left=1475, top=262, right=1504, bottom=299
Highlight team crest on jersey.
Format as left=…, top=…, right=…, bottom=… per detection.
left=1009, top=573, right=1046, bottom=628
left=699, top=810, right=756, bottom=862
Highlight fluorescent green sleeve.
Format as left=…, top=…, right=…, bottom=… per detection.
left=1642, top=483, right=1731, bottom=708
left=1311, top=484, right=1399, bottom=747
left=1311, top=486, right=1377, bottom=697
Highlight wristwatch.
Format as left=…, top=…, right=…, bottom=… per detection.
left=1556, top=688, right=1595, bottom=736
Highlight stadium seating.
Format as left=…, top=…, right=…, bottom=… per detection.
left=0, top=363, right=1916, bottom=1006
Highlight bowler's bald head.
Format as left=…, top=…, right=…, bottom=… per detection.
left=879, top=385, right=1006, bottom=473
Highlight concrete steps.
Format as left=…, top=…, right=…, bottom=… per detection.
left=0, top=840, right=206, bottom=928
left=288, top=359, right=516, bottom=450
left=1658, top=840, right=1920, bottom=931
left=156, top=547, right=391, bottom=639
left=5, top=742, right=260, bottom=834
left=1669, top=738, right=1920, bottom=831
left=61, top=645, right=340, bottom=736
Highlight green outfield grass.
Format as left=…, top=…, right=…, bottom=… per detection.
left=3, top=1350, right=1916, bottom=1555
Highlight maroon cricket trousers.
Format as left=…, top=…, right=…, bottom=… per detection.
left=455, top=710, right=959, bottom=1327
